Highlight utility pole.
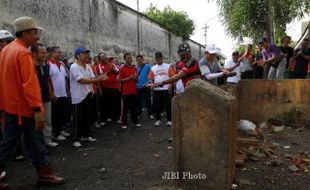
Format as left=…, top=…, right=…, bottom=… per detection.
left=202, top=14, right=218, bottom=47
left=202, top=23, right=209, bottom=47
left=265, top=0, right=275, bottom=43
left=137, top=0, right=140, bottom=54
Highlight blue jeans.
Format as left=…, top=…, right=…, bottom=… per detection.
left=0, top=113, right=49, bottom=168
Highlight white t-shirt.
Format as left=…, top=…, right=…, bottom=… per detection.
left=49, top=62, right=68, bottom=97
left=224, top=59, right=241, bottom=83
left=150, top=63, right=173, bottom=91
left=240, top=58, right=253, bottom=72
left=70, top=63, right=95, bottom=104
left=175, top=79, right=184, bottom=94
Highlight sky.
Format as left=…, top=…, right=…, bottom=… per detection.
left=117, top=0, right=309, bottom=57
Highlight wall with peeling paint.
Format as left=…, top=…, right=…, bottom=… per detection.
left=0, top=0, right=204, bottom=63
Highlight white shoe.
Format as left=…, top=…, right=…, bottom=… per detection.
left=56, top=135, right=67, bottom=141
left=154, top=120, right=162, bottom=127
left=95, top=122, right=101, bottom=128
left=149, top=115, right=155, bottom=120
left=122, top=125, right=128, bottom=129
left=166, top=121, right=172, bottom=126
left=100, top=122, right=106, bottom=126
left=135, top=123, right=142, bottom=128
left=61, top=130, right=70, bottom=137
left=107, top=118, right=112, bottom=122
left=117, top=120, right=122, bottom=124
left=46, top=142, right=59, bottom=147
left=72, top=141, right=82, bottom=147
left=81, top=137, right=96, bottom=142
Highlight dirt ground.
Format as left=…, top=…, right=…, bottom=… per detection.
left=4, top=114, right=175, bottom=190
left=3, top=113, right=310, bottom=190
left=236, top=123, right=310, bottom=190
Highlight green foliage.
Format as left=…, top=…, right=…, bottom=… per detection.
left=144, top=4, right=195, bottom=40
left=217, top=0, right=310, bottom=43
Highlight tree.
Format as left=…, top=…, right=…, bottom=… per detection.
left=144, top=4, right=195, bottom=40
left=216, top=0, right=310, bottom=43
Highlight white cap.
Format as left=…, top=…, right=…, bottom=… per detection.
left=205, top=44, right=217, bottom=54
left=0, top=30, right=14, bottom=41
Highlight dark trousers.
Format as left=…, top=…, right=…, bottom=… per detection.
left=253, top=66, right=263, bottom=79
left=294, top=73, right=307, bottom=79
left=241, top=70, right=254, bottom=79
left=137, top=88, right=152, bottom=116
left=100, top=88, right=121, bottom=122
left=90, top=93, right=99, bottom=124
left=52, top=97, right=67, bottom=136
left=122, top=94, right=138, bottom=126
left=0, top=113, right=48, bottom=168
left=72, top=94, right=92, bottom=142
left=154, top=90, right=172, bottom=121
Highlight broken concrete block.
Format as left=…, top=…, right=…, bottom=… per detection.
left=237, top=138, right=258, bottom=146
left=173, top=79, right=237, bottom=190
left=288, top=165, right=299, bottom=172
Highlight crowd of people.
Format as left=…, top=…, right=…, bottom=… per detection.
left=222, top=36, right=310, bottom=85
left=0, top=16, right=309, bottom=189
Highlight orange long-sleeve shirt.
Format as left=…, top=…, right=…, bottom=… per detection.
left=0, top=38, right=44, bottom=120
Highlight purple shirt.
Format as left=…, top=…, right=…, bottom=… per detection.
left=262, top=44, right=282, bottom=61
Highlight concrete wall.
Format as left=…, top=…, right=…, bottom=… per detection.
left=0, top=0, right=204, bottom=63
left=237, top=80, right=310, bottom=125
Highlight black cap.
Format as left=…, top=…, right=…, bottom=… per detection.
left=258, top=37, right=267, bottom=44
left=155, top=52, right=163, bottom=58
left=232, top=51, right=239, bottom=56
left=178, top=43, right=191, bottom=55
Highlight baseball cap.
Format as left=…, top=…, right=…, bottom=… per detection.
left=0, top=30, right=15, bottom=41
left=75, top=47, right=90, bottom=56
left=177, top=43, right=191, bottom=55
left=205, top=44, right=217, bottom=54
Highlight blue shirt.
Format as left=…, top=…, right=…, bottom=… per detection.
left=136, top=63, right=151, bottom=89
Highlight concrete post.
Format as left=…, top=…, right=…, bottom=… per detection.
left=172, top=79, right=237, bottom=190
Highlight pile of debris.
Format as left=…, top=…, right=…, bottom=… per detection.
left=235, top=119, right=310, bottom=173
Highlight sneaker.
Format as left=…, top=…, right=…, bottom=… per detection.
left=61, top=130, right=70, bottom=137
left=72, top=141, right=82, bottom=147
left=122, top=125, right=128, bottom=129
left=0, top=171, right=6, bottom=180
left=46, top=142, right=59, bottom=147
left=56, top=135, right=67, bottom=141
left=135, top=123, right=142, bottom=128
left=117, top=120, right=122, bottom=124
left=14, top=155, right=26, bottom=162
left=166, top=121, right=172, bottom=126
left=154, top=120, right=162, bottom=127
left=100, top=122, right=106, bottom=126
left=168, top=137, right=173, bottom=143
left=149, top=115, right=155, bottom=120
left=107, top=118, right=112, bottom=122
left=81, top=137, right=96, bottom=142
left=94, top=122, right=101, bottom=128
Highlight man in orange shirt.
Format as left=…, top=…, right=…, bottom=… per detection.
left=0, top=16, right=64, bottom=189
left=0, top=30, right=15, bottom=140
